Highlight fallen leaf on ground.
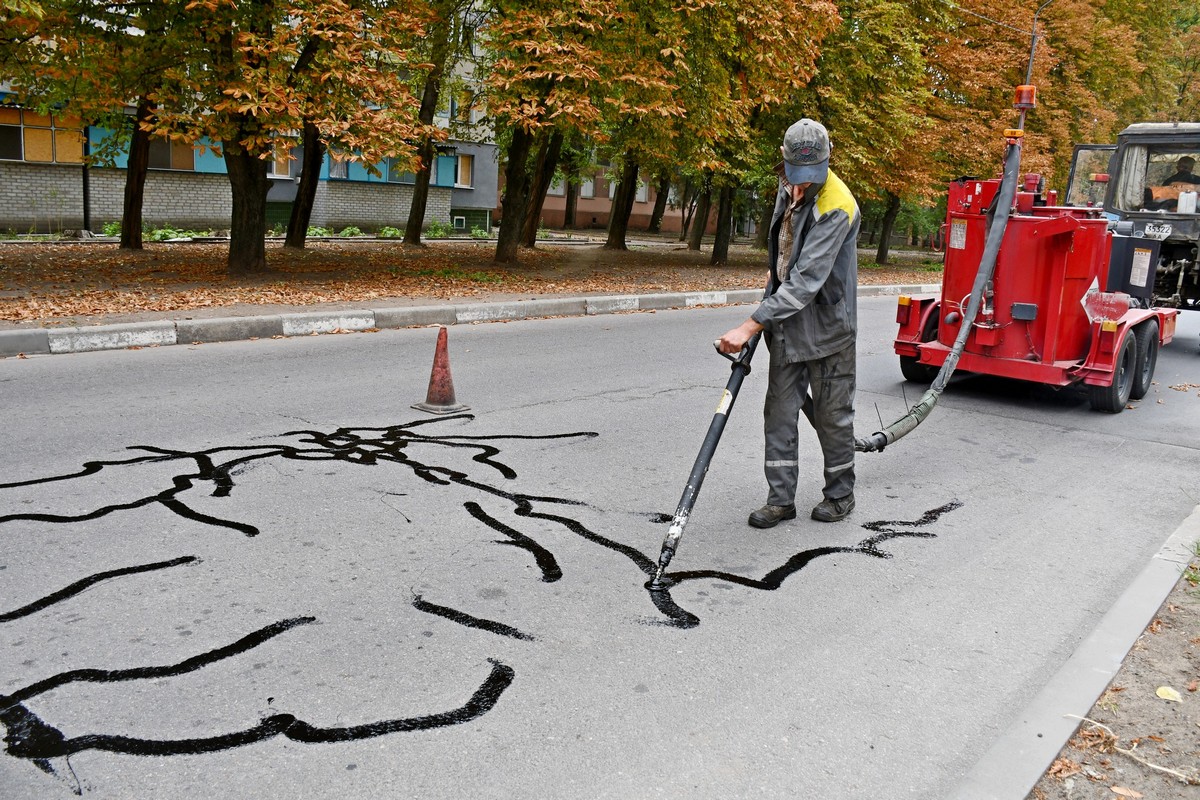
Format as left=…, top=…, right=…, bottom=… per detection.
left=1110, top=787, right=1143, bottom=798
left=1049, top=758, right=1082, bottom=778
left=1155, top=686, right=1183, bottom=702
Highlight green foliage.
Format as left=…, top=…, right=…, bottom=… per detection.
left=101, top=221, right=121, bottom=237
left=470, top=226, right=490, bottom=239
left=306, top=226, right=332, bottom=237
left=377, top=226, right=404, bottom=238
left=424, top=220, right=453, bottom=238
left=144, top=225, right=209, bottom=241
left=338, top=226, right=363, bottom=237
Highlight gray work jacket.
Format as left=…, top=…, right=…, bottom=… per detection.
left=751, top=169, right=860, bottom=363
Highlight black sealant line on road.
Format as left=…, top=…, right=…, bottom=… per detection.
left=0, top=285, right=941, bottom=358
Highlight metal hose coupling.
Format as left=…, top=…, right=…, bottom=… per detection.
left=855, top=387, right=941, bottom=452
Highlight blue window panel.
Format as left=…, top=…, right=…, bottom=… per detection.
left=435, top=155, right=456, bottom=187
left=89, top=126, right=127, bottom=169
left=193, top=139, right=225, bottom=173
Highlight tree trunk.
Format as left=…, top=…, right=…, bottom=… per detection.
left=688, top=184, right=711, bottom=251
left=563, top=178, right=578, bottom=228
left=710, top=183, right=736, bottom=265
left=875, top=191, right=901, bottom=265
left=119, top=98, right=154, bottom=250
left=678, top=180, right=697, bottom=241
left=604, top=157, right=638, bottom=250
left=753, top=190, right=773, bottom=250
left=284, top=121, right=324, bottom=249
left=404, top=68, right=444, bottom=246
left=520, top=129, right=564, bottom=247
left=494, top=125, right=535, bottom=264
left=224, top=142, right=271, bottom=275
left=646, top=173, right=670, bottom=234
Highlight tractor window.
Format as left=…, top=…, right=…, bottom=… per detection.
left=1064, top=145, right=1114, bottom=206
left=1113, top=146, right=1148, bottom=210
left=1113, top=145, right=1200, bottom=211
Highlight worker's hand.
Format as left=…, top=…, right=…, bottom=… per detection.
left=716, top=320, right=764, bottom=354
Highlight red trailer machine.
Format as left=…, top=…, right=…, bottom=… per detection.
left=894, top=171, right=1178, bottom=412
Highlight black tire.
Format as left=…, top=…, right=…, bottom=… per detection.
left=1130, top=319, right=1159, bottom=401
left=899, top=312, right=939, bottom=383
left=1089, top=331, right=1136, bottom=413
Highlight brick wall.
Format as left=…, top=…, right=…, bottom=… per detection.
left=0, top=162, right=90, bottom=232
left=0, top=163, right=234, bottom=231
left=314, top=181, right=451, bottom=231
left=0, top=162, right=452, bottom=233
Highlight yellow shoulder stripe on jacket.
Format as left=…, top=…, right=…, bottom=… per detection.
left=815, top=170, right=858, bottom=224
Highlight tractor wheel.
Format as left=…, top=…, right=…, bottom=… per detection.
left=1130, top=319, right=1160, bottom=401
left=1089, top=331, right=1136, bottom=413
left=899, top=313, right=939, bottom=383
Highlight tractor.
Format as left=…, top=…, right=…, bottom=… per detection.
left=1065, top=122, right=1200, bottom=311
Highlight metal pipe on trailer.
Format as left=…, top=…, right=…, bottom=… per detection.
left=856, top=136, right=1024, bottom=453
left=856, top=1, right=1056, bottom=453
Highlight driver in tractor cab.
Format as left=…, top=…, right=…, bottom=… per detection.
left=1145, top=156, right=1200, bottom=211
left=1162, top=156, right=1200, bottom=187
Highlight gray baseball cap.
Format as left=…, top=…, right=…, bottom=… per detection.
left=781, top=118, right=830, bottom=185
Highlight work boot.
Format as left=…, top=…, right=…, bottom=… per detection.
left=811, top=494, right=855, bottom=522
left=748, top=504, right=797, bottom=529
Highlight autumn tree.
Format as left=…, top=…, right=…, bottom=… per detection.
left=152, top=0, right=430, bottom=273
left=0, top=0, right=184, bottom=248
left=482, top=0, right=682, bottom=264
left=400, top=0, right=480, bottom=248
left=4, top=0, right=431, bottom=272
left=665, top=0, right=840, bottom=264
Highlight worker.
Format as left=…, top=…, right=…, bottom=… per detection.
left=717, top=118, right=860, bottom=528
left=1162, top=156, right=1200, bottom=186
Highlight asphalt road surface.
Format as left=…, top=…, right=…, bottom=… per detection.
left=1, top=297, right=1198, bottom=799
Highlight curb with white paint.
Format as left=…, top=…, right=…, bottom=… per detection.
left=0, top=284, right=941, bottom=358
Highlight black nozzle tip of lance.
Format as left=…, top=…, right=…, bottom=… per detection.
left=646, top=573, right=678, bottom=591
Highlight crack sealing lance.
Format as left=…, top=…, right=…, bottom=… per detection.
left=650, top=282, right=775, bottom=589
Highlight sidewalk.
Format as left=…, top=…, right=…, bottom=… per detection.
left=0, top=283, right=942, bottom=357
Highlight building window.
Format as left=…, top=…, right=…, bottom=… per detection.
left=547, top=178, right=565, bottom=197
left=455, top=154, right=473, bottom=187
left=387, top=156, right=416, bottom=183
left=0, top=107, right=84, bottom=164
left=267, top=147, right=291, bottom=177
left=580, top=178, right=594, bottom=198
left=636, top=182, right=648, bottom=203
left=329, top=153, right=349, bottom=179
left=147, top=136, right=195, bottom=170
left=449, top=92, right=477, bottom=125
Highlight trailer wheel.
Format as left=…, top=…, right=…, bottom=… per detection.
left=899, top=313, right=939, bottom=383
left=1089, top=332, right=1136, bottom=413
left=1130, top=319, right=1160, bottom=401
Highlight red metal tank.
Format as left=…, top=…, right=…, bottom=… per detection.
left=910, top=176, right=1170, bottom=388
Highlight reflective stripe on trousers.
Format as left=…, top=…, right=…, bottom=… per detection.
left=763, top=340, right=856, bottom=506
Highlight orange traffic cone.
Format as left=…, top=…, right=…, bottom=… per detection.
left=412, top=326, right=469, bottom=415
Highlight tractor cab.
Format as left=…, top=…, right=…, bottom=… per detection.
left=1068, top=123, right=1200, bottom=309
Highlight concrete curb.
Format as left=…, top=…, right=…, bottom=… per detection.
left=949, top=503, right=1200, bottom=799
left=0, top=284, right=941, bottom=357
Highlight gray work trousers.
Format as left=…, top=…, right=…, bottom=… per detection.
left=763, top=339, right=856, bottom=506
